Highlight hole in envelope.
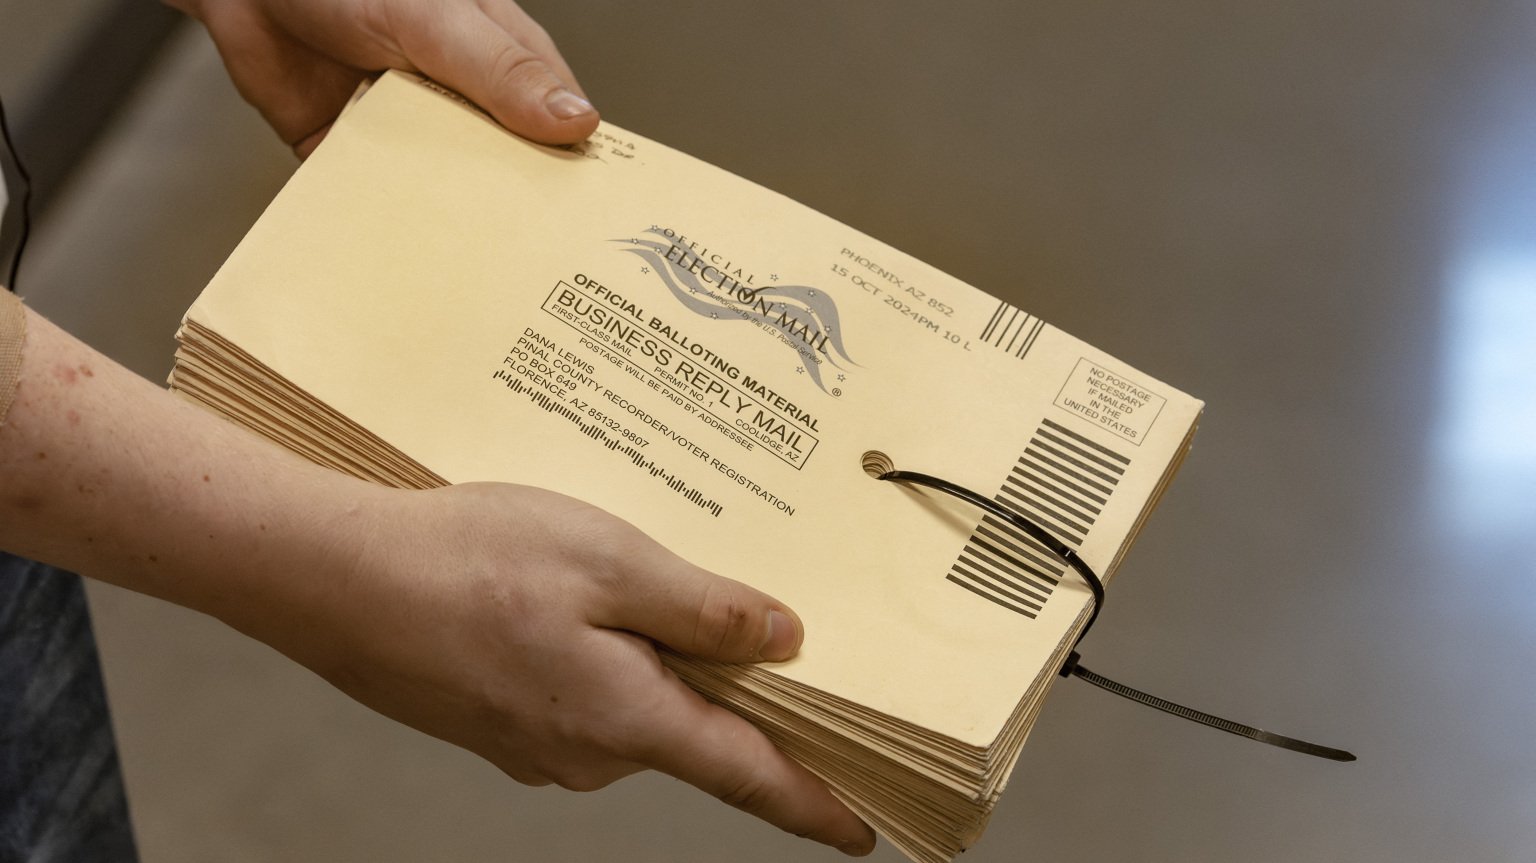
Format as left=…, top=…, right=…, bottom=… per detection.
left=861, top=450, right=894, bottom=478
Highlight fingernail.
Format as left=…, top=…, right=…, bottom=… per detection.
left=759, top=610, right=800, bottom=662
left=834, top=834, right=877, bottom=856
left=545, top=88, right=595, bottom=120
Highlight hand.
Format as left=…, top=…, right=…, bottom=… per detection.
left=2, top=312, right=874, bottom=854
left=167, top=0, right=599, bottom=155
left=226, top=481, right=879, bottom=855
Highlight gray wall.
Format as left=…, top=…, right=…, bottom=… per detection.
left=0, top=0, right=114, bottom=110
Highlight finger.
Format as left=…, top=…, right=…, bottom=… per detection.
left=496, top=766, right=554, bottom=788
left=473, top=0, right=589, bottom=97
left=395, top=3, right=598, bottom=144
left=496, top=756, right=641, bottom=793
left=292, top=121, right=333, bottom=159
left=638, top=687, right=877, bottom=856
left=596, top=548, right=805, bottom=663
left=248, top=54, right=361, bottom=153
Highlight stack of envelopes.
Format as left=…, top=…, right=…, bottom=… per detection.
left=170, top=72, right=1201, bottom=863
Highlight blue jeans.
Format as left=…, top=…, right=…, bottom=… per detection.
left=0, top=552, right=138, bottom=862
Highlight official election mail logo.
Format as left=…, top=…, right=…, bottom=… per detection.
left=615, top=227, right=855, bottom=393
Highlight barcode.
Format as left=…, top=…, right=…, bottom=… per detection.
left=979, top=300, right=1045, bottom=359
left=492, top=370, right=725, bottom=518
left=945, top=418, right=1130, bottom=618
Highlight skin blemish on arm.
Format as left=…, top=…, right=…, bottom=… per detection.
left=53, top=364, right=79, bottom=384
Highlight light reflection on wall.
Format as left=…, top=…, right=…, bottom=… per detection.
left=1434, top=252, right=1536, bottom=537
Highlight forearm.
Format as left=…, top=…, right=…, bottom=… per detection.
left=0, top=305, right=872, bottom=852
left=0, top=305, right=373, bottom=632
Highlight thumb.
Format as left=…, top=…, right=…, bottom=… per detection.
left=398, top=4, right=598, bottom=144
left=598, top=550, right=805, bottom=663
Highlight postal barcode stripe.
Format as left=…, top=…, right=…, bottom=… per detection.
left=1020, top=455, right=1115, bottom=503
left=1001, top=469, right=1099, bottom=525
left=1042, top=418, right=1130, bottom=465
left=1005, top=471, right=1102, bottom=520
left=1001, top=469, right=1099, bottom=515
left=1016, top=319, right=1045, bottom=358
left=946, top=575, right=1039, bottom=618
left=1028, top=439, right=1122, bottom=486
left=945, top=419, right=1133, bottom=619
left=996, top=488, right=1088, bottom=544
left=980, top=303, right=1019, bottom=342
left=979, top=300, right=1045, bottom=359
left=975, top=521, right=1063, bottom=580
left=996, top=492, right=1089, bottom=544
left=981, top=303, right=1009, bottom=341
left=964, top=540, right=1057, bottom=597
left=953, top=557, right=1048, bottom=609
left=1012, top=460, right=1110, bottom=505
left=1036, top=427, right=1126, bottom=476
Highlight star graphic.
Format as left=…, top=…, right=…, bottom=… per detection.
left=795, top=367, right=805, bottom=374
left=808, top=289, right=816, bottom=296
left=770, top=273, right=779, bottom=281
left=710, top=312, right=719, bottom=319
left=837, top=374, right=846, bottom=382
left=640, top=266, right=650, bottom=274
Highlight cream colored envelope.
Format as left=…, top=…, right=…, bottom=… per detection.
left=172, top=72, right=1201, bottom=863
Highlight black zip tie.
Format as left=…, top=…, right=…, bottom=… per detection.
left=876, top=465, right=1355, bottom=762
left=1058, top=650, right=1355, bottom=761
